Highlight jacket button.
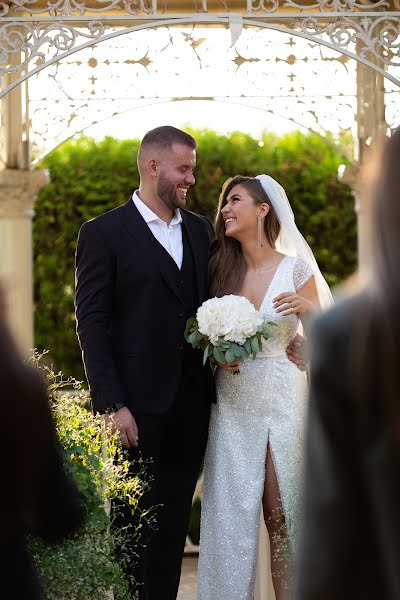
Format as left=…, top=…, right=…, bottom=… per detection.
left=177, top=343, right=184, bottom=350
left=178, top=312, right=184, bottom=318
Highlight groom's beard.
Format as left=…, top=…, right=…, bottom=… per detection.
left=157, top=172, right=187, bottom=210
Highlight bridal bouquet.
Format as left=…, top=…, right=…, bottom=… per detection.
left=185, top=295, right=275, bottom=373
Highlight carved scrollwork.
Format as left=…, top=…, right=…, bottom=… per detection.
left=0, top=24, right=45, bottom=71
left=0, top=22, right=106, bottom=75
left=299, top=16, right=400, bottom=66
left=247, top=0, right=280, bottom=13
left=6, top=0, right=156, bottom=17
left=248, top=0, right=391, bottom=12
left=47, top=0, right=88, bottom=18
left=0, top=2, right=9, bottom=16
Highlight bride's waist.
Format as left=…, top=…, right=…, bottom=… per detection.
left=254, top=348, right=287, bottom=359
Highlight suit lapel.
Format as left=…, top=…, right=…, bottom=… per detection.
left=181, top=210, right=206, bottom=302
left=120, top=199, right=182, bottom=302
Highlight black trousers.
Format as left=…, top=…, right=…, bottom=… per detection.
left=112, top=375, right=211, bottom=600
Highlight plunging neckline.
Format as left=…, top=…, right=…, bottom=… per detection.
left=243, top=254, right=289, bottom=312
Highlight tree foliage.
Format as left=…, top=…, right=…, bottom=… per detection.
left=33, top=130, right=356, bottom=379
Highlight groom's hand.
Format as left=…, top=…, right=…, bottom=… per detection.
left=286, top=334, right=307, bottom=372
left=105, top=407, right=139, bottom=448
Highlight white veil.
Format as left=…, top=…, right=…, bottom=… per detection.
left=256, top=174, right=333, bottom=309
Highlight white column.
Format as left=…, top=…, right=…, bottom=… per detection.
left=340, top=55, right=387, bottom=279
left=0, top=49, right=49, bottom=353
left=0, top=169, right=49, bottom=353
left=357, top=52, right=387, bottom=260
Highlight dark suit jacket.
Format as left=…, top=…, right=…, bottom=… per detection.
left=295, top=296, right=400, bottom=600
left=75, top=198, right=215, bottom=415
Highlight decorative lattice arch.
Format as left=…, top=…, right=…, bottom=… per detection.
left=2, top=1, right=400, bottom=93
left=0, top=1, right=399, bottom=163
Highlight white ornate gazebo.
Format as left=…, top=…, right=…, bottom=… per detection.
left=0, top=0, right=399, bottom=351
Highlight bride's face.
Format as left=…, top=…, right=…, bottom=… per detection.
left=221, top=184, right=267, bottom=242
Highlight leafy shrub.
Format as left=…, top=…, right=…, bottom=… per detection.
left=33, top=130, right=356, bottom=378
left=28, top=354, right=151, bottom=599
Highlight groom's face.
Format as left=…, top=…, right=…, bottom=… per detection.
left=157, top=143, right=196, bottom=210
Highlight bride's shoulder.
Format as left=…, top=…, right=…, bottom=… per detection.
left=289, top=256, right=314, bottom=291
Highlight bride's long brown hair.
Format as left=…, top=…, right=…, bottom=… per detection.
left=209, top=175, right=281, bottom=297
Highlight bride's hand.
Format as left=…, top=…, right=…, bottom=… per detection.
left=273, top=291, right=316, bottom=316
left=218, top=360, right=240, bottom=373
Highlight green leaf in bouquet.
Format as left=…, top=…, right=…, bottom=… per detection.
left=225, top=348, right=235, bottom=363
left=244, top=339, right=252, bottom=354
left=198, top=339, right=209, bottom=352
left=187, top=332, right=197, bottom=345
left=196, top=333, right=205, bottom=347
left=240, top=346, right=249, bottom=359
left=218, top=337, right=230, bottom=349
left=231, top=343, right=247, bottom=359
left=203, top=343, right=211, bottom=366
left=261, top=321, right=278, bottom=339
left=251, top=336, right=260, bottom=355
left=184, top=317, right=197, bottom=339
left=188, top=331, right=203, bottom=348
left=213, top=346, right=226, bottom=364
left=242, top=347, right=251, bottom=360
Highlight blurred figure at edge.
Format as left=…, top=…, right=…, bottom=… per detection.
left=296, top=128, right=400, bottom=599
left=0, top=283, right=84, bottom=599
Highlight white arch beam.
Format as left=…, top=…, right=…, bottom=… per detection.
left=32, top=97, right=353, bottom=166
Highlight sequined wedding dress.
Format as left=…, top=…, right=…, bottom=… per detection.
left=197, top=255, right=312, bottom=600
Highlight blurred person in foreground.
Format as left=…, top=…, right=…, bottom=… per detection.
left=0, top=285, right=84, bottom=599
left=295, top=127, right=400, bottom=599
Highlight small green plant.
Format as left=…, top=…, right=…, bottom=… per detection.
left=28, top=352, right=152, bottom=600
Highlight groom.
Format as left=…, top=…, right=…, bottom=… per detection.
left=75, top=126, right=215, bottom=599
left=75, top=125, right=305, bottom=599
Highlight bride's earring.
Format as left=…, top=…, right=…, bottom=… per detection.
left=257, top=216, right=263, bottom=248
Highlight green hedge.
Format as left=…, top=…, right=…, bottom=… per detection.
left=33, top=130, right=356, bottom=379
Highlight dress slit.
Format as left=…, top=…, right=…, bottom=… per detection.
left=267, top=441, right=288, bottom=526
left=254, top=433, right=276, bottom=600
left=254, top=440, right=286, bottom=600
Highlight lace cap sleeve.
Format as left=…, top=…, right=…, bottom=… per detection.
left=293, top=257, right=314, bottom=291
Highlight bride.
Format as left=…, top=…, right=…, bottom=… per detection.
left=197, top=175, right=332, bottom=600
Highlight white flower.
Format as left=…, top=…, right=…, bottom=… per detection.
left=196, top=295, right=263, bottom=345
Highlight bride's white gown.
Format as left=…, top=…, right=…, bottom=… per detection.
left=197, top=255, right=312, bottom=600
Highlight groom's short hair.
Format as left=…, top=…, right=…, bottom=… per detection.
left=140, top=126, right=197, bottom=153
left=138, top=126, right=197, bottom=175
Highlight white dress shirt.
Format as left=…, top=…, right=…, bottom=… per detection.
left=132, top=191, right=183, bottom=269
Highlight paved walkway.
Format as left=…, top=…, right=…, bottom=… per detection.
left=177, top=556, right=198, bottom=600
